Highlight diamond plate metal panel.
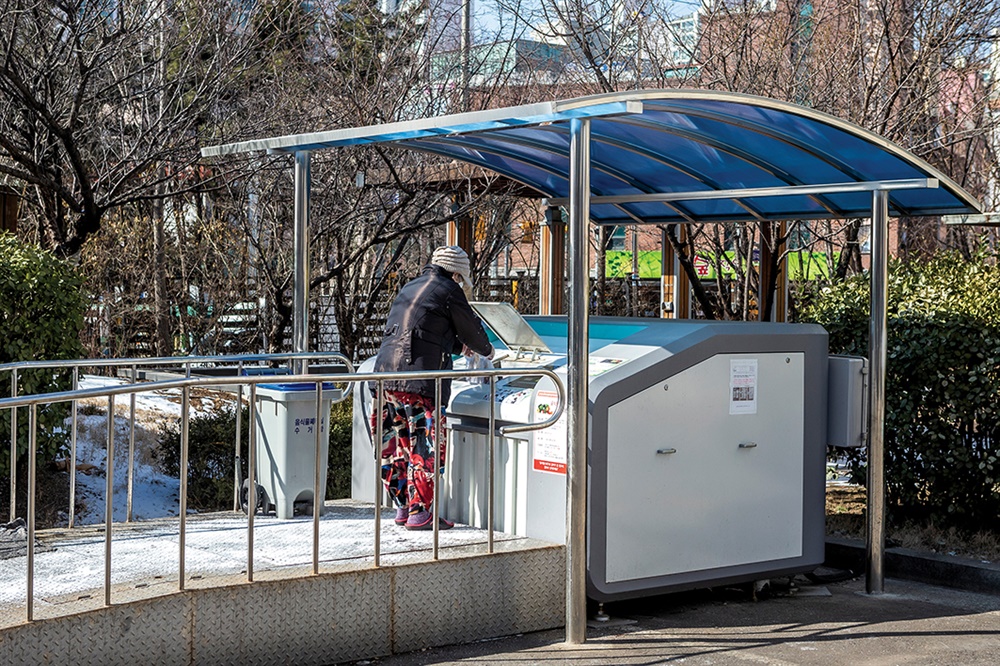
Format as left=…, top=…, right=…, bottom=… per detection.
left=393, top=546, right=565, bottom=653
left=0, top=543, right=563, bottom=665
left=191, top=571, right=391, bottom=666
left=0, top=595, right=190, bottom=666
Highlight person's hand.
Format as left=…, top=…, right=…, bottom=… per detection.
left=462, top=344, right=474, bottom=357
left=486, top=346, right=495, bottom=361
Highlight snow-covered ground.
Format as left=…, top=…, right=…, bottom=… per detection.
left=64, top=376, right=226, bottom=526
left=0, top=376, right=520, bottom=610
left=2, top=503, right=519, bottom=607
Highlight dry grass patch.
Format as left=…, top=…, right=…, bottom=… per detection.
left=826, top=483, right=1000, bottom=564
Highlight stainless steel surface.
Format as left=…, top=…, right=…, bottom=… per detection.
left=488, top=378, right=496, bottom=553
left=546, top=177, right=939, bottom=208
left=433, top=378, right=442, bottom=559
left=127, top=363, right=137, bottom=522
left=9, top=369, right=16, bottom=521
left=234, top=362, right=244, bottom=512
left=374, top=381, right=384, bottom=567
left=201, top=97, right=642, bottom=156
left=293, top=150, right=311, bottom=374
left=0, top=365, right=564, bottom=626
left=248, top=383, right=257, bottom=582
left=566, top=116, right=591, bottom=645
left=0, top=352, right=356, bottom=391
left=460, top=0, right=470, bottom=112
left=313, top=381, right=323, bottom=574
left=26, top=406, right=35, bottom=622
left=105, top=395, right=114, bottom=607
left=180, top=387, right=189, bottom=591
left=867, top=189, right=889, bottom=594
left=69, top=368, right=78, bottom=528
left=470, top=302, right=550, bottom=353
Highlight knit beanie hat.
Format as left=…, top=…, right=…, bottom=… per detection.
left=431, top=245, right=473, bottom=298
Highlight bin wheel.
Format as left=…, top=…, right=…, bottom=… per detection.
left=240, top=479, right=269, bottom=515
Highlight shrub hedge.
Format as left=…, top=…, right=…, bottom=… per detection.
left=0, top=233, right=86, bottom=480
left=801, top=252, right=1000, bottom=529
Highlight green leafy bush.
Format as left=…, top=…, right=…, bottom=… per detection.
left=158, top=398, right=354, bottom=512
left=157, top=406, right=250, bottom=510
left=801, top=253, right=1000, bottom=529
left=0, top=233, right=86, bottom=480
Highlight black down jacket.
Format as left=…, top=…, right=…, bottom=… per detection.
left=373, top=264, right=493, bottom=403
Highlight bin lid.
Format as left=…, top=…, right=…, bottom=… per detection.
left=258, top=382, right=337, bottom=391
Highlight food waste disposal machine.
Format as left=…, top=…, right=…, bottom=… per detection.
left=352, top=304, right=864, bottom=601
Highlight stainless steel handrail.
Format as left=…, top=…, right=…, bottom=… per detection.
left=0, top=351, right=357, bottom=374
left=3, top=352, right=355, bottom=526
left=1, top=365, right=564, bottom=623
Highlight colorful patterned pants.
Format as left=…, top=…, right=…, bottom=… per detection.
left=371, top=390, right=446, bottom=514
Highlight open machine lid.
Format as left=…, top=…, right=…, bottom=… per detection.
left=471, top=302, right=551, bottom=354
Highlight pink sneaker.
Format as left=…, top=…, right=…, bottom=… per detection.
left=404, top=510, right=454, bottom=531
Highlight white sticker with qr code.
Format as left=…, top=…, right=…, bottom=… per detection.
left=729, top=359, right=758, bottom=415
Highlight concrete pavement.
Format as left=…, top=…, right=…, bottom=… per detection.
left=359, top=575, right=1000, bottom=665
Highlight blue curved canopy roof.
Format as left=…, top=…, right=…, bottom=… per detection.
left=202, top=90, right=980, bottom=225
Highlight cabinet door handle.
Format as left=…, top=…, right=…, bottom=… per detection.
left=656, top=448, right=677, bottom=455
left=738, top=442, right=758, bottom=449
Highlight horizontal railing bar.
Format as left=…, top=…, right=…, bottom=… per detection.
left=0, top=351, right=354, bottom=374
left=0, top=368, right=566, bottom=435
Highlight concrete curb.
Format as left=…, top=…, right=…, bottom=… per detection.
left=825, top=537, right=1000, bottom=593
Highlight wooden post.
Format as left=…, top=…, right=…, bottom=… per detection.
left=661, top=225, right=690, bottom=319
left=447, top=195, right=474, bottom=253
left=539, top=206, right=565, bottom=314
left=0, top=187, right=18, bottom=233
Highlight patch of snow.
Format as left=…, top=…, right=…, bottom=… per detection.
left=64, top=376, right=233, bottom=526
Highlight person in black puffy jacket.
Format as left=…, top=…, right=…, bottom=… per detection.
left=371, top=246, right=493, bottom=530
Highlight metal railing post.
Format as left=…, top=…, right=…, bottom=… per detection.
left=247, top=383, right=257, bottom=582
left=867, top=189, right=889, bottom=594
left=26, top=405, right=36, bottom=622
left=566, top=116, right=592, bottom=644
left=313, top=380, right=323, bottom=575
left=104, top=395, right=115, bottom=607
left=10, top=368, right=17, bottom=520
left=179, top=386, right=190, bottom=590
left=433, top=378, right=442, bottom=559
left=488, top=376, right=496, bottom=553
left=374, top=381, right=384, bottom=567
left=234, top=361, right=244, bottom=512
left=69, top=368, right=79, bottom=528
left=292, top=150, right=311, bottom=375
left=127, top=364, right=137, bottom=522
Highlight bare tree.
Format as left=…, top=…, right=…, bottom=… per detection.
left=488, top=0, right=1000, bottom=318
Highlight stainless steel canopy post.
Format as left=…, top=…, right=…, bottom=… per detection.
left=566, top=117, right=591, bottom=645
left=293, top=151, right=311, bottom=374
left=867, top=189, right=889, bottom=593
